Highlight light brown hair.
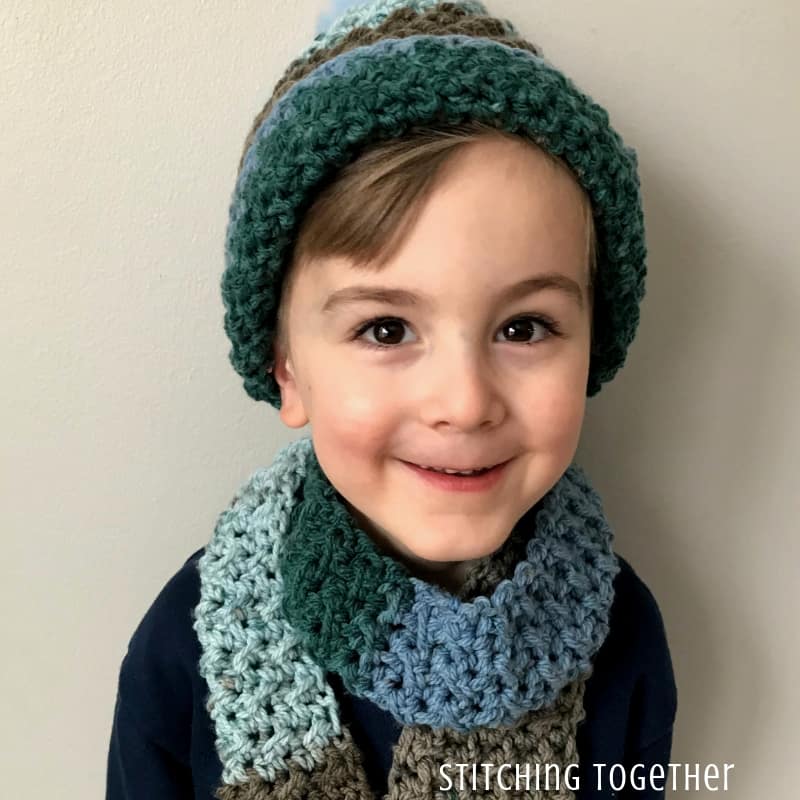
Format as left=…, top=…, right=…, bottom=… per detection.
left=264, top=119, right=597, bottom=363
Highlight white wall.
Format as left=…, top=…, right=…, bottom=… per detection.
left=1, top=1, right=797, bottom=796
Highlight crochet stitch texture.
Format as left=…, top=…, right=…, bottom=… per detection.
left=279, top=447, right=617, bottom=730
left=193, top=436, right=619, bottom=797
left=221, top=0, right=647, bottom=407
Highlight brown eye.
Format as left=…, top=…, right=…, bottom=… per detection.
left=498, top=315, right=559, bottom=345
left=372, top=319, right=406, bottom=345
left=354, top=317, right=412, bottom=349
left=502, top=318, right=535, bottom=342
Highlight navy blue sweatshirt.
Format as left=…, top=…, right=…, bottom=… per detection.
left=106, top=548, right=677, bottom=799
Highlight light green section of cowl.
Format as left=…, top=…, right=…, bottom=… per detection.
left=193, top=437, right=343, bottom=785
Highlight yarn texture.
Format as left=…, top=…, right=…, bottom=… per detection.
left=193, top=436, right=619, bottom=798
left=221, top=0, right=647, bottom=407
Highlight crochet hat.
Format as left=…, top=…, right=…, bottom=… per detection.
left=222, top=0, right=647, bottom=407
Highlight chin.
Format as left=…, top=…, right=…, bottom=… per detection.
left=403, top=533, right=508, bottom=564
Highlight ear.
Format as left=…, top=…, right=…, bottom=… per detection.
left=271, top=346, right=309, bottom=428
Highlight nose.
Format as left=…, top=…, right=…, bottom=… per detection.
left=417, top=339, right=505, bottom=432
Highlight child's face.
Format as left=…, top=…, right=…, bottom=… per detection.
left=273, top=136, right=592, bottom=566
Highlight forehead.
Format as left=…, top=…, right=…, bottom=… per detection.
left=292, top=136, right=590, bottom=311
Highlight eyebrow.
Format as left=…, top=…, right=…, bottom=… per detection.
left=320, top=272, right=585, bottom=314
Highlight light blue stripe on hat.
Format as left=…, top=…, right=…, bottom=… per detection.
left=307, top=0, right=515, bottom=60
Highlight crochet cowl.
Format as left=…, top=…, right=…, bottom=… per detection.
left=193, top=436, right=620, bottom=799
left=222, top=0, right=647, bottom=407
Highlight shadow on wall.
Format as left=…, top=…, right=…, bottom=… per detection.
left=577, top=147, right=794, bottom=785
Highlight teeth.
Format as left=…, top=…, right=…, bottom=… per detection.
left=418, top=465, right=488, bottom=475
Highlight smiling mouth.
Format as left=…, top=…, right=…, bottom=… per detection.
left=410, top=463, right=498, bottom=476
left=399, top=459, right=512, bottom=491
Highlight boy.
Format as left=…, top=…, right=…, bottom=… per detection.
left=107, top=2, right=677, bottom=798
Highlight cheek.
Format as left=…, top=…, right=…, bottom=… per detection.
left=533, top=339, right=590, bottom=437
left=311, top=386, right=399, bottom=461
left=522, top=375, right=587, bottom=449
left=309, top=359, right=405, bottom=434
left=312, top=416, right=394, bottom=503
left=550, top=394, right=585, bottom=440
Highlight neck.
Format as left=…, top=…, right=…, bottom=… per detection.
left=341, top=498, right=478, bottom=594
left=393, top=552, right=476, bottom=594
